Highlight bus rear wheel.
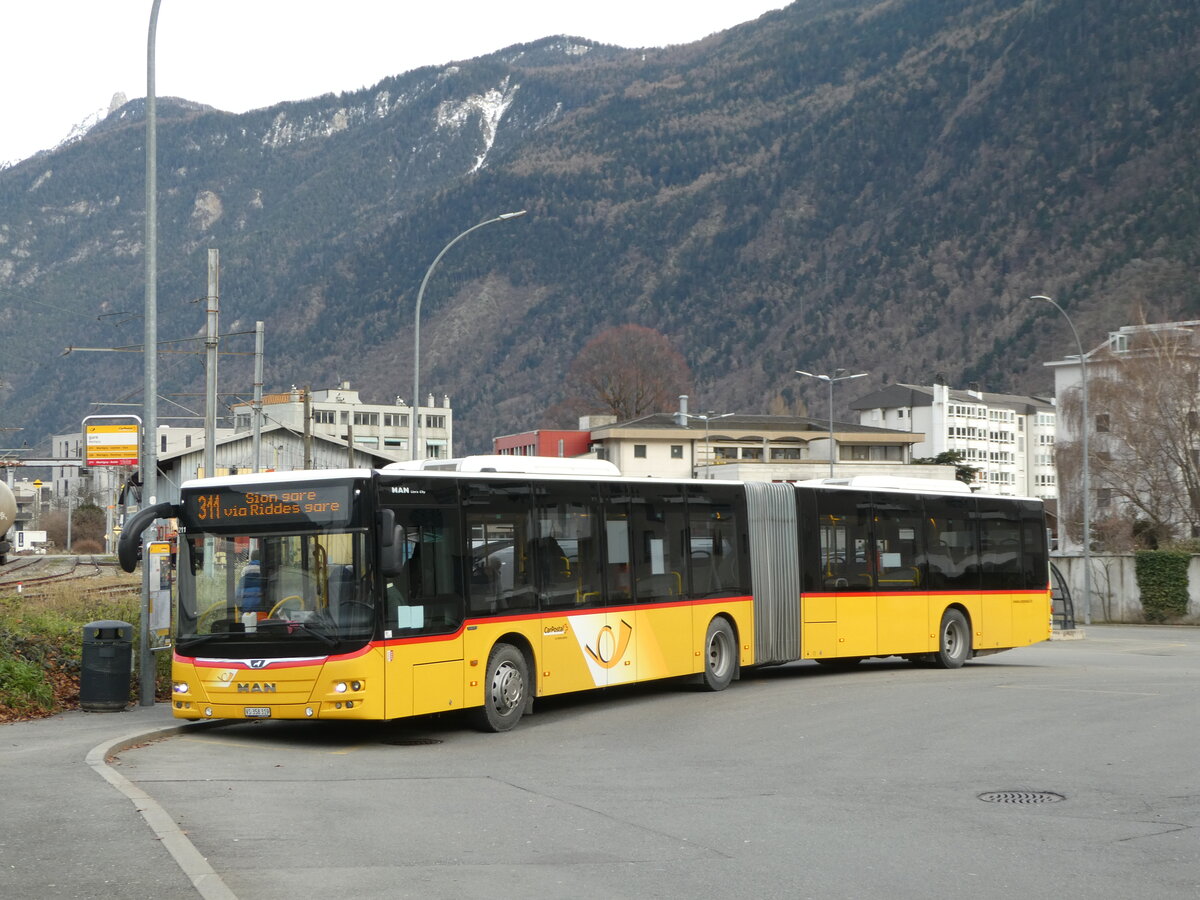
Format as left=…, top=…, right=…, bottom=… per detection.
left=701, top=617, right=737, bottom=691
left=932, top=608, right=971, bottom=669
left=471, top=643, right=529, bottom=732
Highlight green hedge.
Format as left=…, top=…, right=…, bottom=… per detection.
left=1134, top=550, right=1191, bottom=622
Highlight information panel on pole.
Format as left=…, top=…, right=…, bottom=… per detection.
left=84, top=419, right=140, bottom=468
left=146, top=540, right=173, bottom=649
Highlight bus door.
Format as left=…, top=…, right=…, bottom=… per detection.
left=815, top=489, right=877, bottom=658
left=378, top=479, right=466, bottom=719
left=976, top=498, right=1021, bottom=649
left=627, top=484, right=692, bottom=682
left=872, top=493, right=929, bottom=654
left=533, top=482, right=612, bottom=693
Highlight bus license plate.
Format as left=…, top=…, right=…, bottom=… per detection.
left=244, top=707, right=272, bottom=718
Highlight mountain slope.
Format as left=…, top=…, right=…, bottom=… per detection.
left=2, top=0, right=1198, bottom=458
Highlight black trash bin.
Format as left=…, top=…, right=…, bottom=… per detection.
left=80, top=620, right=133, bottom=712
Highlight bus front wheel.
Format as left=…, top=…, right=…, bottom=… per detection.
left=472, top=643, right=529, bottom=732
left=932, top=608, right=971, bottom=669
left=701, top=617, right=737, bottom=691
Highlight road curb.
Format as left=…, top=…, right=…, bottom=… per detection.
left=1050, top=628, right=1086, bottom=641
left=86, top=718, right=238, bottom=900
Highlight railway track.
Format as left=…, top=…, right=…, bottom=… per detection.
left=0, top=555, right=137, bottom=601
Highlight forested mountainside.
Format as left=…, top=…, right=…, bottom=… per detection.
left=2, top=0, right=1198, bottom=455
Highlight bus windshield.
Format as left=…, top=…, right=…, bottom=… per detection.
left=177, top=530, right=373, bottom=647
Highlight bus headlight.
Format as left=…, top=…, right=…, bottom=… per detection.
left=335, top=682, right=347, bottom=693
left=173, top=682, right=190, bottom=694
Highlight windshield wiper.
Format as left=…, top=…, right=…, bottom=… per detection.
left=286, top=620, right=338, bottom=648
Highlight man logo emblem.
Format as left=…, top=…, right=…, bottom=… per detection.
left=249, top=659, right=268, bottom=669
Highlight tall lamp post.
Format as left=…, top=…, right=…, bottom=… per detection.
left=1030, top=294, right=1091, bottom=626
left=410, top=210, right=527, bottom=462
left=135, top=0, right=163, bottom=708
left=796, top=368, right=868, bottom=477
left=680, top=412, right=734, bottom=477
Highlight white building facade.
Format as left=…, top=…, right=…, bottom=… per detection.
left=850, top=380, right=1058, bottom=501
left=230, top=382, right=453, bottom=463
left=1047, top=319, right=1200, bottom=547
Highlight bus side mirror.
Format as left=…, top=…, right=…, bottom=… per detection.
left=117, top=501, right=180, bottom=573
left=378, top=509, right=404, bottom=575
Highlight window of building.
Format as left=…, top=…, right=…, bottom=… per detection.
left=339, top=411, right=349, bottom=425
left=741, top=447, right=763, bottom=460
left=313, top=409, right=335, bottom=425
left=354, top=411, right=379, bottom=426
left=771, top=447, right=802, bottom=460
left=670, top=445, right=683, bottom=459
left=425, top=415, right=446, bottom=430
left=634, top=444, right=647, bottom=459
left=383, top=413, right=409, bottom=428
left=1096, top=413, right=1110, bottom=433
left=714, top=447, right=738, bottom=460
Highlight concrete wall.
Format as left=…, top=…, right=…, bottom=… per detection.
left=1052, top=553, right=1200, bottom=624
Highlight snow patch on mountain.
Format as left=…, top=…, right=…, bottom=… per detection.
left=435, top=76, right=519, bottom=172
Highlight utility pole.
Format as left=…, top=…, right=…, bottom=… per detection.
left=303, top=387, right=313, bottom=469
left=204, top=249, right=219, bottom=479
left=252, top=321, right=264, bottom=472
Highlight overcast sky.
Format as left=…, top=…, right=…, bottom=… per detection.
left=1, top=1, right=787, bottom=165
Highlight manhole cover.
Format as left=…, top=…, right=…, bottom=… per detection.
left=978, top=791, right=1065, bottom=804
left=382, top=737, right=443, bottom=746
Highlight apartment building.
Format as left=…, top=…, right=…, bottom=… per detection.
left=850, top=379, right=1057, bottom=500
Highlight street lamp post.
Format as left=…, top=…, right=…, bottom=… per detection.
left=410, top=210, right=527, bottom=462
left=796, top=369, right=868, bottom=477
left=680, top=412, right=734, bottom=477
left=136, top=0, right=163, bottom=709
left=1030, top=294, right=1091, bottom=626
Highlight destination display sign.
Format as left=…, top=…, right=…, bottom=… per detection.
left=183, top=482, right=355, bottom=529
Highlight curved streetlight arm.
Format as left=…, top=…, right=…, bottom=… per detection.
left=410, top=210, right=527, bottom=460
left=1029, top=294, right=1091, bottom=625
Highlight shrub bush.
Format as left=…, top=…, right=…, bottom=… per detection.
left=1134, top=550, right=1191, bottom=622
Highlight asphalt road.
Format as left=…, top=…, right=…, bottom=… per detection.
left=113, top=626, right=1200, bottom=899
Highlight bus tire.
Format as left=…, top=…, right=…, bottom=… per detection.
left=932, top=608, right=971, bottom=669
left=701, top=617, right=737, bottom=692
left=471, top=643, right=529, bottom=732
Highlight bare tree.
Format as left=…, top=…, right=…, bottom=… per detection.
left=1058, top=323, right=1200, bottom=548
left=559, top=325, right=693, bottom=422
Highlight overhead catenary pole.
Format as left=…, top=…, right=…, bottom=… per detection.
left=252, top=321, right=264, bottom=472
left=303, top=386, right=313, bottom=469
left=204, top=250, right=219, bottom=479
left=411, top=210, right=527, bottom=462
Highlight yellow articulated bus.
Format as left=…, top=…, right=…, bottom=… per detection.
left=117, top=457, right=1050, bottom=732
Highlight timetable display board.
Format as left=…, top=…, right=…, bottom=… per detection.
left=183, top=482, right=357, bottom=530
left=86, top=423, right=139, bottom=467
